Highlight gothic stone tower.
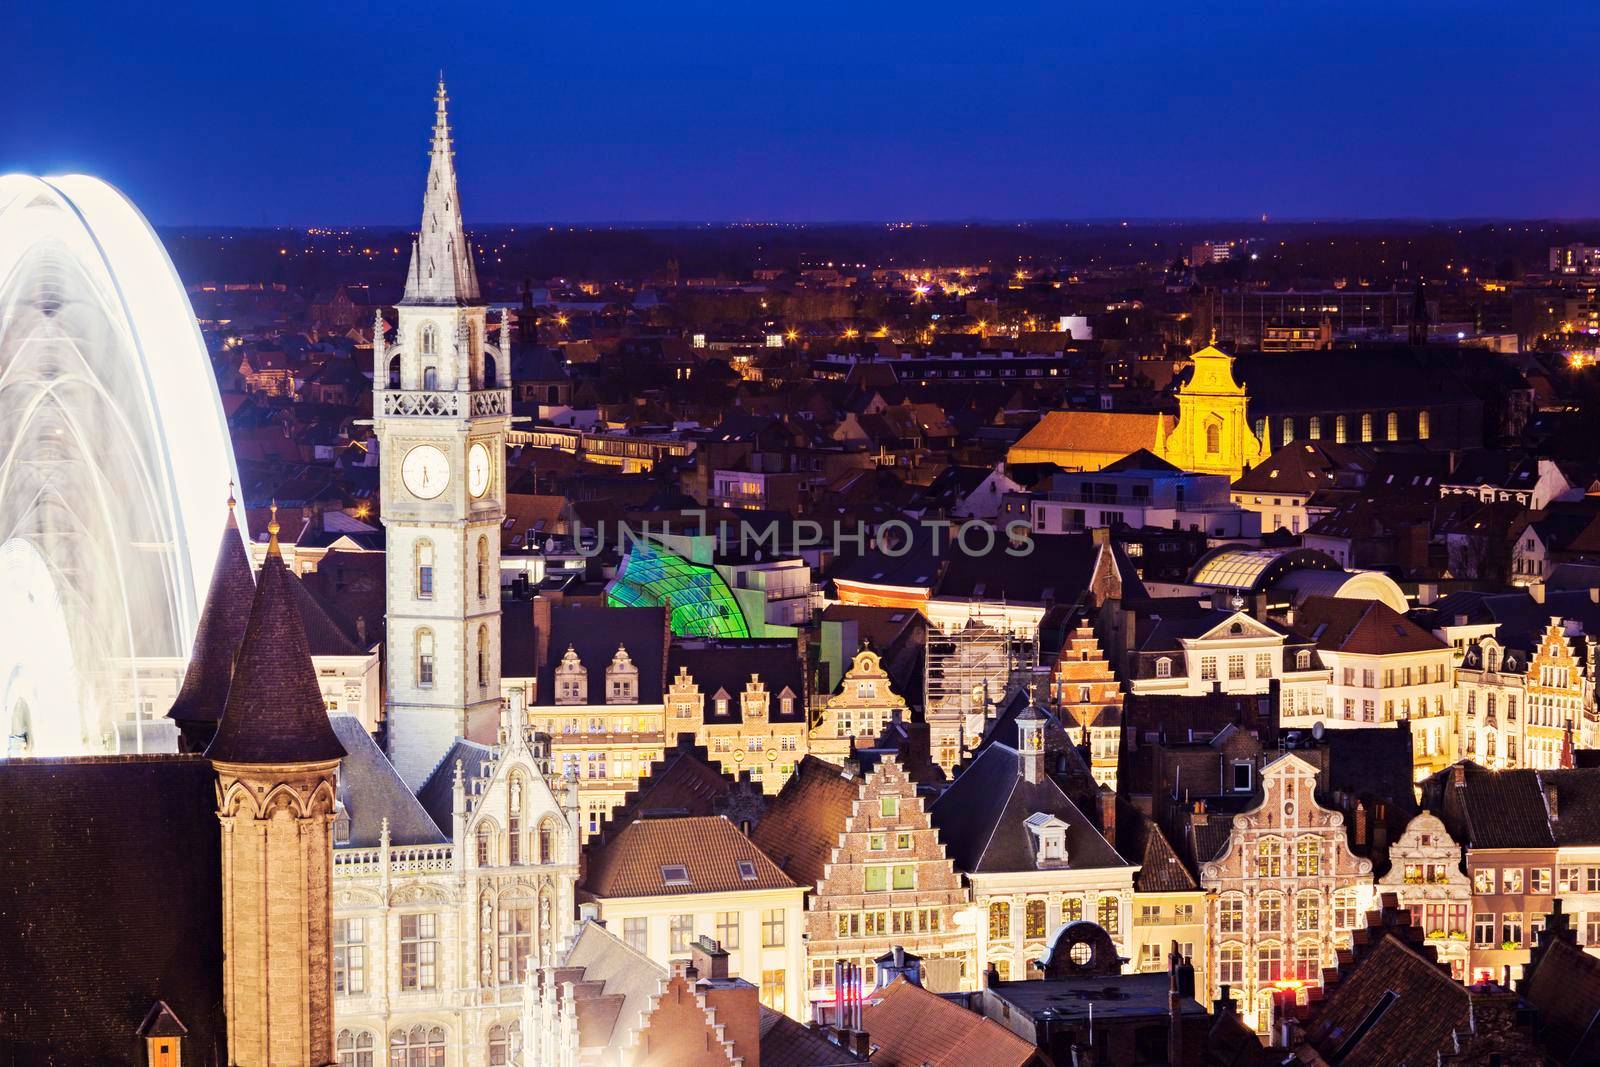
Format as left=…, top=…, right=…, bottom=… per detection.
left=375, top=77, right=512, bottom=787
left=206, top=510, right=347, bottom=1066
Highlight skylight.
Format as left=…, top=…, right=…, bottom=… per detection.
left=737, top=860, right=758, bottom=881
left=661, top=864, right=690, bottom=886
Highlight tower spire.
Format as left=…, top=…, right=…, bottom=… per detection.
left=402, top=74, right=480, bottom=306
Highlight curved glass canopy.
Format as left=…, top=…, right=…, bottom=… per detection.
left=606, top=537, right=752, bottom=638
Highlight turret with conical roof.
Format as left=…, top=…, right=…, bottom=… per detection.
left=401, top=75, right=480, bottom=307
left=205, top=505, right=345, bottom=766
left=167, top=488, right=255, bottom=754
left=206, top=503, right=343, bottom=1065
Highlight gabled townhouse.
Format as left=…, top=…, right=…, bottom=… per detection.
left=751, top=753, right=976, bottom=1016
left=664, top=638, right=810, bottom=793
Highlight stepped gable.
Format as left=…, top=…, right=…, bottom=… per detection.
left=589, top=733, right=763, bottom=848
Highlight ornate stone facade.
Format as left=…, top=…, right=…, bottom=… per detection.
left=1376, top=811, right=1472, bottom=979
left=1198, top=753, right=1375, bottom=1033
left=810, top=648, right=911, bottom=765
left=331, top=704, right=579, bottom=1067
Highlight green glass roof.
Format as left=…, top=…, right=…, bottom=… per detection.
left=605, top=538, right=752, bottom=638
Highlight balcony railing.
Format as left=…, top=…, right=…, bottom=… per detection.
left=382, top=388, right=511, bottom=418
left=333, top=843, right=455, bottom=877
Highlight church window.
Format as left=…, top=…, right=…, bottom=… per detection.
left=416, top=629, right=435, bottom=688
left=1206, top=420, right=1222, bottom=454
left=1386, top=411, right=1399, bottom=441
left=338, top=1029, right=375, bottom=1067
left=1281, top=417, right=1294, bottom=447
left=389, top=1025, right=445, bottom=1067
left=487, top=1026, right=509, bottom=1066
left=477, top=626, right=489, bottom=689
left=988, top=900, right=1011, bottom=941
left=1308, top=416, right=1321, bottom=440
left=483, top=352, right=498, bottom=390
left=420, top=323, right=438, bottom=356
left=415, top=540, right=434, bottom=600
left=476, top=536, right=489, bottom=600
left=399, top=915, right=438, bottom=991
left=1418, top=409, right=1431, bottom=440
left=423, top=365, right=438, bottom=390
left=1253, top=417, right=1267, bottom=444
left=334, top=919, right=366, bottom=996
left=508, top=810, right=521, bottom=866
left=1360, top=412, right=1373, bottom=442
left=1335, top=414, right=1347, bottom=443
left=496, top=894, right=534, bottom=984
left=539, top=817, right=557, bottom=864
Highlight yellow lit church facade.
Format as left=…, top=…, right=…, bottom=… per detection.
left=1008, top=344, right=1267, bottom=478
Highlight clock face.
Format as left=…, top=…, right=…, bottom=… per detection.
left=468, top=441, right=492, bottom=498
left=401, top=444, right=450, bottom=500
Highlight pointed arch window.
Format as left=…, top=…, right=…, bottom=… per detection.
left=420, top=323, right=438, bottom=356
left=337, top=1029, right=375, bottom=1067
left=496, top=891, right=535, bottom=985
left=416, top=628, right=435, bottom=688
left=539, top=817, right=558, bottom=864
left=389, top=1025, right=445, bottom=1066
left=415, top=539, right=435, bottom=600
left=1281, top=417, right=1294, bottom=447
left=477, top=821, right=496, bottom=867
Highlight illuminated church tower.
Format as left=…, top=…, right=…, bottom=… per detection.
left=206, top=507, right=346, bottom=1066
left=374, top=77, right=512, bottom=787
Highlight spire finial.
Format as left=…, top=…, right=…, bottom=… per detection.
left=1209, top=325, right=1217, bottom=346
left=267, top=499, right=281, bottom=554
left=226, top=479, right=237, bottom=510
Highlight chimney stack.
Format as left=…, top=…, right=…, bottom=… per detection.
left=1099, top=786, right=1117, bottom=842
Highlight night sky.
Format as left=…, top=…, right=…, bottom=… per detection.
left=5, top=1, right=1597, bottom=226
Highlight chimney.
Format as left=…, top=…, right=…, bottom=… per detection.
left=691, top=936, right=731, bottom=980
left=1353, top=800, right=1368, bottom=847
left=1531, top=584, right=1546, bottom=604
left=699, top=976, right=761, bottom=1067
left=532, top=595, right=553, bottom=674
left=1546, top=781, right=1560, bottom=822
left=1372, top=802, right=1388, bottom=855
left=1168, top=943, right=1190, bottom=1067
left=1099, top=787, right=1117, bottom=842
left=1213, top=986, right=1236, bottom=1018
left=1452, top=764, right=1467, bottom=789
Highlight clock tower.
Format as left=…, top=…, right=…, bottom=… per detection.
left=375, top=77, right=511, bottom=787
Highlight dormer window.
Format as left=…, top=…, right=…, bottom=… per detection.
left=714, top=690, right=731, bottom=716
left=1231, top=761, right=1253, bottom=792
left=605, top=646, right=638, bottom=704
left=778, top=689, right=796, bottom=716
left=1155, top=657, right=1172, bottom=679
left=554, top=646, right=587, bottom=705
left=1295, top=649, right=1311, bottom=670
left=1024, top=812, right=1070, bottom=868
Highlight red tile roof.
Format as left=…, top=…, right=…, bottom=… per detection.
left=862, top=978, right=1036, bottom=1067
left=582, top=815, right=795, bottom=899
left=1295, top=596, right=1447, bottom=656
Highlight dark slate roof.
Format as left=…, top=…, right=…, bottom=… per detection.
left=931, top=743, right=1129, bottom=875
left=287, top=569, right=365, bottom=656
left=592, top=736, right=754, bottom=845
left=1300, top=934, right=1468, bottom=1067
left=416, top=738, right=495, bottom=839
left=534, top=604, right=669, bottom=705
left=758, top=1007, right=867, bottom=1066
left=1522, top=934, right=1600, bottom=1064
left=0, top=755, right=225, bottom=1064
left=330, top=715, right=446, bottom=847
left=167, top=515, right=255, bottom=726
left=936, top=532, right=1100, bottom=606
left=205, top=546, right=346, bottom=766
left=1423, top=762, right=1555, bottom=849
left=667, top=639, right=807, bottom=724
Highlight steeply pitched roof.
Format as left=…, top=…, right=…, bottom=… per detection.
left=1300, top=934, right=1468, bottom=1067
left=330, top=715, right=446, bottom=847
left=581, top=815, right=795, bottom=899
left=400, top=77, right=480, bottom=306
left=167, top=512, right=255, bottom=727
left=861, top=977, right=1037, bottom=1067
left=750, top=755, right=862, bottom=888
left=0, top=755, right=225, bottom=1063
left=205, top=539, right=346, bottom=766
left=930, top=743, right=1128, bottom=875
left=416, top=737, right=495, bottom=839
left=533, top=604, right=669, bottom=705
left=1522, top=932, right=1600, bottom=1063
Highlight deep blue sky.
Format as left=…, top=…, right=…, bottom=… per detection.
left=5, top=2, right=1597, bottom=225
